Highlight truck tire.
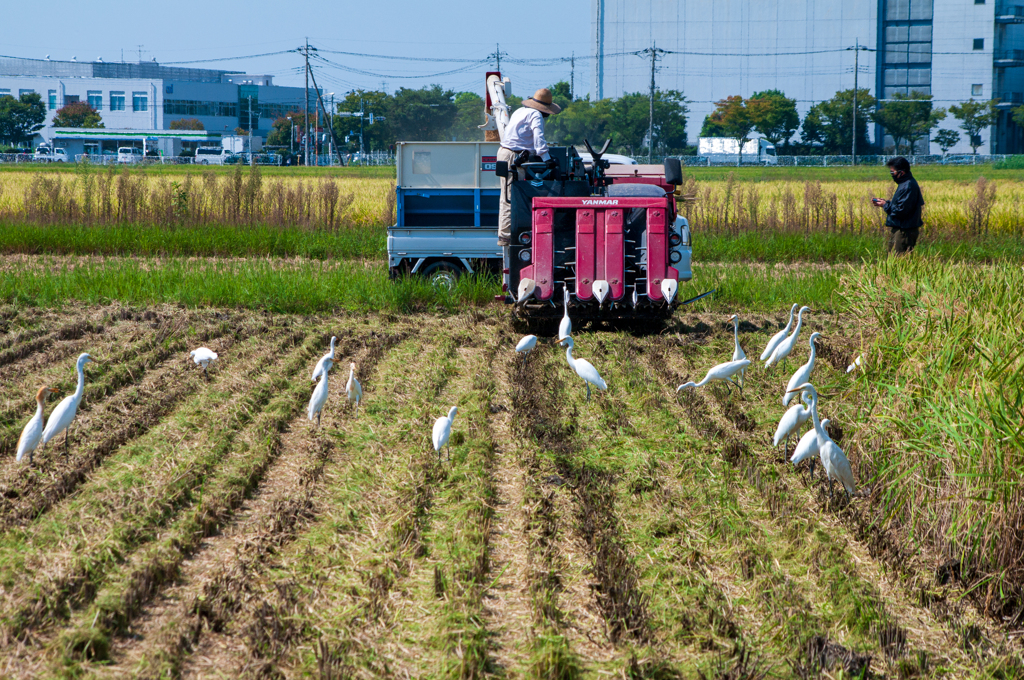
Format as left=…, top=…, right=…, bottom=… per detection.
left=421, top=260, right=461, bottom=291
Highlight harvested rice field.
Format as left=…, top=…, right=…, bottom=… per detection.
left=0, top=281, right=1021, bottom=678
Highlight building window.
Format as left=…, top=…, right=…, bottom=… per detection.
left=88, top=91, right=102, bottom=110
left=132, top=92, right=148, bottom=112
left=975, top=0, right=985, bottom=4
left=973, top=38, right=984, bottom=50
left=972, top=84, right=983, bottom=96
left=110, top=92, right=125, bottom=111
left=0, top=89, right=10, bottom=97
left=19, top=89, right=34, bottom=98
left=48, top=90, right=56, bottom=109
left=64, top=95, right=80, bottom=104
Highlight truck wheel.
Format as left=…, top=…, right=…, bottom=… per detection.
left=422, top=260, right=461, bottom=291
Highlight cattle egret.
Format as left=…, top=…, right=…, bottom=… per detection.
left=593, top=280, right=610, bottom=305
left=308, top=357, right=333, bottom=428
left=562, top=337, right=607, bottom=400
left=312, top=336, right=338, bottom=383
left=432, top=406, right=458, bottom=461
left=760, top=304, right=799, bottom=361
left=345, top=362, right=362, bottom=415
left=558, top=287, right=572, bottom=344
left=661, top=279, right=678, bottom=305
left=846, top=355, right=863, bottom=374
left=765, top=305, right=811, bottom=370
left=16, top=386, right=59, bottom=464
left=789, top=383, right=856, bottom=498
left=790, top=418, right=830, bottom=480
left=42, top=353, right=96, bottom=458
left=773, top=391, right=812, bottom=458
left=784, top=332, right=822, bottom=406
left=517, top=278, right=537, bottom=305
left=515, top=335, right=538, bottom=363
left=729, top=314, right=747, bottom=388
left=190, top=347, right=218, bottom=381
left=676, top=359, right=751, bottom=394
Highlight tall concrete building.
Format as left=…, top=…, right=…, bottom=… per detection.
left=0, top=57, right=313, bottom=156
left=591, top=0, right=1024, bottom=153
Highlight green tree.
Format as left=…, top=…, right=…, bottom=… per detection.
left=545, top=96, right=614, bottom=147
left=267, top=113, right=302, bottom=147
left=0, top=92, right=46, bottom=145
left=1013, top=104, right=1024, bottom=129
left=747, top=89, right=799, bottom=145
left=705, top=96, right=753, bottom=164
left=800, top=88, right=876, bottom=154
left=932, top=129, right=959, bottom=155
left=606, top=90, right=688, bottom=156
left=335, top=90, right=393, bottom=152
left=387, top=85, right=456, bottom=142
left=871, top=91, right=945, bottom=154
left=52, top=101, right=104, bottom=128
left=948, top=99, right=998, bottom=154
left=169, top=118, right=204, bottom=131
left=449, top=92, right=485, bottom=141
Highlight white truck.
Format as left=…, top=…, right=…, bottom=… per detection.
left=33, top=145, right=69, bottom=163
left=698, top=137, right=777, bottom=165
left=194, top=147, right=236, bottom=165
left=222, top=135, right=262, bottom=154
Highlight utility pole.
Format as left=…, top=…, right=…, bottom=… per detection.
left=640, top=44, right=665, bottom=163
left=570, top=52, right=575, bottom=101
left=304, top=38, right=310, bottom=166
left=495, top=43, right=500, bottom=71
left=247, top=95, right=254, bottom=166
left=852, top=38, right=859, bottom=165
left=360, top=97, right=365, bottom=156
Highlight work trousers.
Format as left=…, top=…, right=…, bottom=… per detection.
left=888, top=227, right=919, bottom=255
left=497, top=146, right=517, bottom=242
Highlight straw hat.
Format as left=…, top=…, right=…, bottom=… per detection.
left=523, top=88, right=562, bottom=115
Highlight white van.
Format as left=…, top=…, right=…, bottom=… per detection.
left=117, top=147, right=144, bottom=164
left=194, top=147, right=235, bottom=165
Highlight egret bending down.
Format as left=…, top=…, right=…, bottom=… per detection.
left=312, top=336, right=338, bottom=383
left=345, top=362, right=362, bottom=415
left=765, top=305, right=811, bottom=370
left=790, top=418, right=831, bottom=481
left=562, top=337, right=607, bottom=400
left=42, top=353, right=96, bottom=458
left=784, top=332, right=821, bottom=406
left=558, top=287, right=572, bottom=344
left=676, top=358, right=751, bottom=395
left=432, top=406, right=458, bottom=461
left=308, top=357, right=333, bottom=428
left=788, top=383, right=856, bottom=498
left=515, top=335, right=538, bottom=363
left=773, top=391, right=813, bottom=458
left=761, top=304, right=798, bottom=362
left=17, top=386, right=59, bottom=465
left=190, top=347, right=218, bottom=381
left=729, top=314, right=747, bottom=388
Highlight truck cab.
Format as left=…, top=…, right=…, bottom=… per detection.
left=33, top=145, right=68, bottom=163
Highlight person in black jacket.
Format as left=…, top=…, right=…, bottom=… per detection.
left=871, top=156, right=924, bottom=254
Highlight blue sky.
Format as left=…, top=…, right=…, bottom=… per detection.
left=6, top=0, right=591, bottom=97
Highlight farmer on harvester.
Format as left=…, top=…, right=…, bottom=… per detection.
left=496, top=88, right=562, bottom=260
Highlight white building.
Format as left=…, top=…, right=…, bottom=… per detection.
left=591, top=0, right=1024, bottom=153
left=0, top=57, right=314, bottom=157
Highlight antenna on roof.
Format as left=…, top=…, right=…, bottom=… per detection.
left=44, top=55, right=50, bottom=60
left=70, top=56, right=77, bottom=62
left=97, top=57, right=103, bottom=62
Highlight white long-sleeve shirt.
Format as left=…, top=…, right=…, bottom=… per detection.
left=501, top=107, right=551, bottom=161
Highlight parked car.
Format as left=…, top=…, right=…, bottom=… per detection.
left=577, top=151, right=637, bottom=166
left=117, top=147, right=144, bottom=163
left=33, top=145, right=68, bottom=162
left=194, top=147, right=236, bottom=165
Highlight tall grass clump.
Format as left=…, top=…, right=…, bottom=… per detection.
left=845, top=257, right=1024, bottom=619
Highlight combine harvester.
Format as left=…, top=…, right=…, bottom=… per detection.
left=387, top=71, right=710, bottom=328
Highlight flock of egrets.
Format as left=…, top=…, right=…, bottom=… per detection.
left=14, top=306, right=859, bottom=496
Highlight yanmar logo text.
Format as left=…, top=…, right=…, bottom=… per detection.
left=581, top=199, right=619, bottom=205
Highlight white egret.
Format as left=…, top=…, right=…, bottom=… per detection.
left=593, top=280, right=610, bottom=305
left=515, top=334, right=538, bottom=364
left=676, top=358, right=751, bottom=394
left=661, top=279, right=678, bottom=305
left=729, top=314, right=747, bottom=388
left=558, top=287, right=572, bottom=344
left=308, top=357, right=333, bottom=428
left=846, top=355, right=863, bottom=374
left=16, top=386, right=60, bottom=465
left=760, top=304, right=798, bottom=362
left=517, top=278, right=536, bottom=305
left=42, top=353, right=96, bottom=458
left=345, top=362, right=362, bottom=415
left=783, top=332, right=822, bottom=406
left=765, top=305, right=811, bottom=370
left=788, top=383, right=856, bottom=498
left=790, top=418, right=830, bottom=481
left=312, top=336, right=338, bottom=383
left=190, top=347, right=218, bottom=381
left=562, top=337, right=607, bottom=400
left=773, top=391, right=813, bottom=458
left=432, top=406, right=458, bottom=461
